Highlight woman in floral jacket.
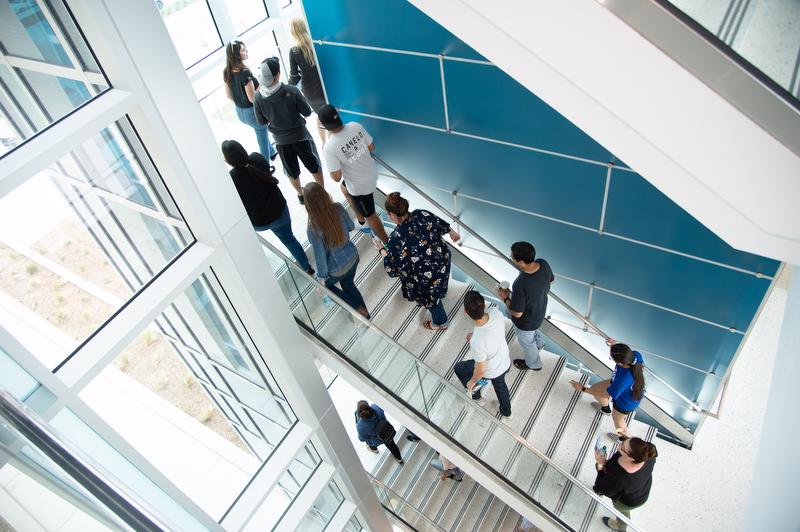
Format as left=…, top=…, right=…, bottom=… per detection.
left=374, top=192, right=460, bottom=330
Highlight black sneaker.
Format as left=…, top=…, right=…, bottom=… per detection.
left=298, top=194, right=305, bottom=205
left=513, top=359, right=542, bottom=371
left=304, top=266, right=315, bottom=276
left=592, top=402, right=612, bottom=415
left=406, top=434, right=421, bottom=442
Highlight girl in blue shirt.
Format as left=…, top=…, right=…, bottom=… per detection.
left=304, top=182, right=370, bottom=319
left=571, top=341, right=646, bottom=441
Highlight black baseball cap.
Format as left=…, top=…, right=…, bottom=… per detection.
left=317, top=104, right=343, bottom=130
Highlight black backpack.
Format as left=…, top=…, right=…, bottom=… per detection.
left=375, top=418, right=396, bottom=443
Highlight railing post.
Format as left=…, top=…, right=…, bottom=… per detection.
left=452, top=190, right=463, bottom=246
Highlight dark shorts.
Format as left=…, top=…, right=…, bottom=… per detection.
left=348, top=190, right=376, bottom=217
left=276, top=140, right=320, bottom=178
left=613, top=404, right=635, bottom=415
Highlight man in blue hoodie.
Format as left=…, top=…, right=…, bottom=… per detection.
left=253, top=56, right=324, bottom=204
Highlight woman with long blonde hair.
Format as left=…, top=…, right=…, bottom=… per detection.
left=304, top=182, right=370, bottom=318
left=288, top=17, right=328, bottom=144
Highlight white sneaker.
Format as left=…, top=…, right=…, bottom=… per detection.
left=497, top=410, right=514, bottom=421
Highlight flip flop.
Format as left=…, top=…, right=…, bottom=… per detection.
left=422, top=320, right=448, bottom=331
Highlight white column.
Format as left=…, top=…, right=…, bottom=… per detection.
left=744, top=265, right=800, bottom=531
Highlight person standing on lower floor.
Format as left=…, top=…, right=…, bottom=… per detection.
left=304, top=182, right=370, bottom=319
left=355, top=401, right=403, bottom=464
left=318, top=104, right=389, bottom=243
left=253, top=56, right=324, bottom=205
left=454, top=290, right=513, bottom=419
left=593, top=437, right=658, bottom=531
left=221, top=140, right=312, bottom=274
left=222, top=41, right=277, bottom=161
left=498, top=241, right=554, bottom=371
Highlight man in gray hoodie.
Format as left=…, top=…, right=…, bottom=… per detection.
left=253, top=56, right=324, bottom=204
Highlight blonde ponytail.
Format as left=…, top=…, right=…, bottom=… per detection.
left=290, top=17, right=315, bottom=67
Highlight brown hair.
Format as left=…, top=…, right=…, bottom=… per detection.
left=304, top=182, right=347, bottom=248
left=627, top=437, right=657, bottom=463
left=610, top=343, right=645, bottom=401
left=223, top=41, right=246, bottom=87
left=384, top=192, right=409, bottom=217
left=356, top=400, right=374, bottom=419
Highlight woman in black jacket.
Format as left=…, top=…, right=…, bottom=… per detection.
left=593, top=437, right=657, bottom=531
left=221, top=140, right=313, bottom=274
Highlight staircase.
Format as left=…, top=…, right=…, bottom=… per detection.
left=264, top=214, right=662, bottom=530
left=371, top=430, right=522, bottom=531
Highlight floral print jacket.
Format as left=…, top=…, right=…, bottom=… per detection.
left=383, top=209, right=451, bottom=308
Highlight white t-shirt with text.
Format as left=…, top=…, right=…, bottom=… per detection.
left=324, top=122, right=378, bottom=196
left=469, top=307, right=510, bottom=379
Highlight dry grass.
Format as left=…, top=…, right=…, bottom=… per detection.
left=0, top=223, right=247, bottom=452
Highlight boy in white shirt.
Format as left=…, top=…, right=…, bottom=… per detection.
left=454, top=290, right=513, bottom=419
left=318, top=104, right=389, bottom=243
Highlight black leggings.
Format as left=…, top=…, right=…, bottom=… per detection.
left=371, top=438, right=402, bottom=461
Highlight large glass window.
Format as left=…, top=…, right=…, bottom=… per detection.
left=0, top=118, right=193, bottom=369
left=0, top=0, right=109, bottom=152
left=243, top=443, right=321, bottom=530
left=157, top=0, right=222, bottom=68
left=224, top=0, right=269, bottom=36
left=302, top=480, right=345, bottom=531
left=49, top=408, right=209, bottom=531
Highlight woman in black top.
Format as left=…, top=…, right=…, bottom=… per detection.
left=221, top=140, right=313, bottom=274
left=593, top=437, right=658, bottom=531
left=223, top=41, right=277, bottom=162
left=288, top=18, right=327, bottom=144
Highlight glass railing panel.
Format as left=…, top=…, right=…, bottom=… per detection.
left=664, top=0, right=800, bottom=103
left=371, top=477, right=444, bottom=532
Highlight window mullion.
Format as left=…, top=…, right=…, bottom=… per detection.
left=0, top=89, right=138, bottom=200
left=53, top=242, right=215, bottom=394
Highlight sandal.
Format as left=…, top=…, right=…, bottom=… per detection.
left=422, top=320, right=448, bottom=331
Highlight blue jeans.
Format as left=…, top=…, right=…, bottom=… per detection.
left=515, top=327, right=544, bottom=370
left=325, top=258, right=366, bottom=313
left=454, top=359, right=512, bottom=416
left=254, top=205, right=310, bottom=270
left=429, top=300, right=447, bottom=326
left=430, top=458, right=463, bottom=480
left=235, top=105, right=277, bottom=159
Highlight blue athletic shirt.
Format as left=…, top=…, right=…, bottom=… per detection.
left=607, top=351, right=644, bottom=412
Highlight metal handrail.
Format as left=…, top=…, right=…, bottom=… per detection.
left=260, top=236, right=642, bottom=531
left=372, top=154, right=714, bottom=417
left=368, top=474, right=447, bottom=532
left=0, top=391, right=166, bottom=531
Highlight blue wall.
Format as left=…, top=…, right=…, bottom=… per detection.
left=305, top=0, right=780, bottom=431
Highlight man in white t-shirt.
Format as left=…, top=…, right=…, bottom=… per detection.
left=454, top=290, right=513, bottom=420
left=318, top=104, right=389, bottom=243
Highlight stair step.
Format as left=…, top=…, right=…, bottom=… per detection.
left=474, top=496, right=510, bottom=532
left=439, top=477, right=481, bottom=531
